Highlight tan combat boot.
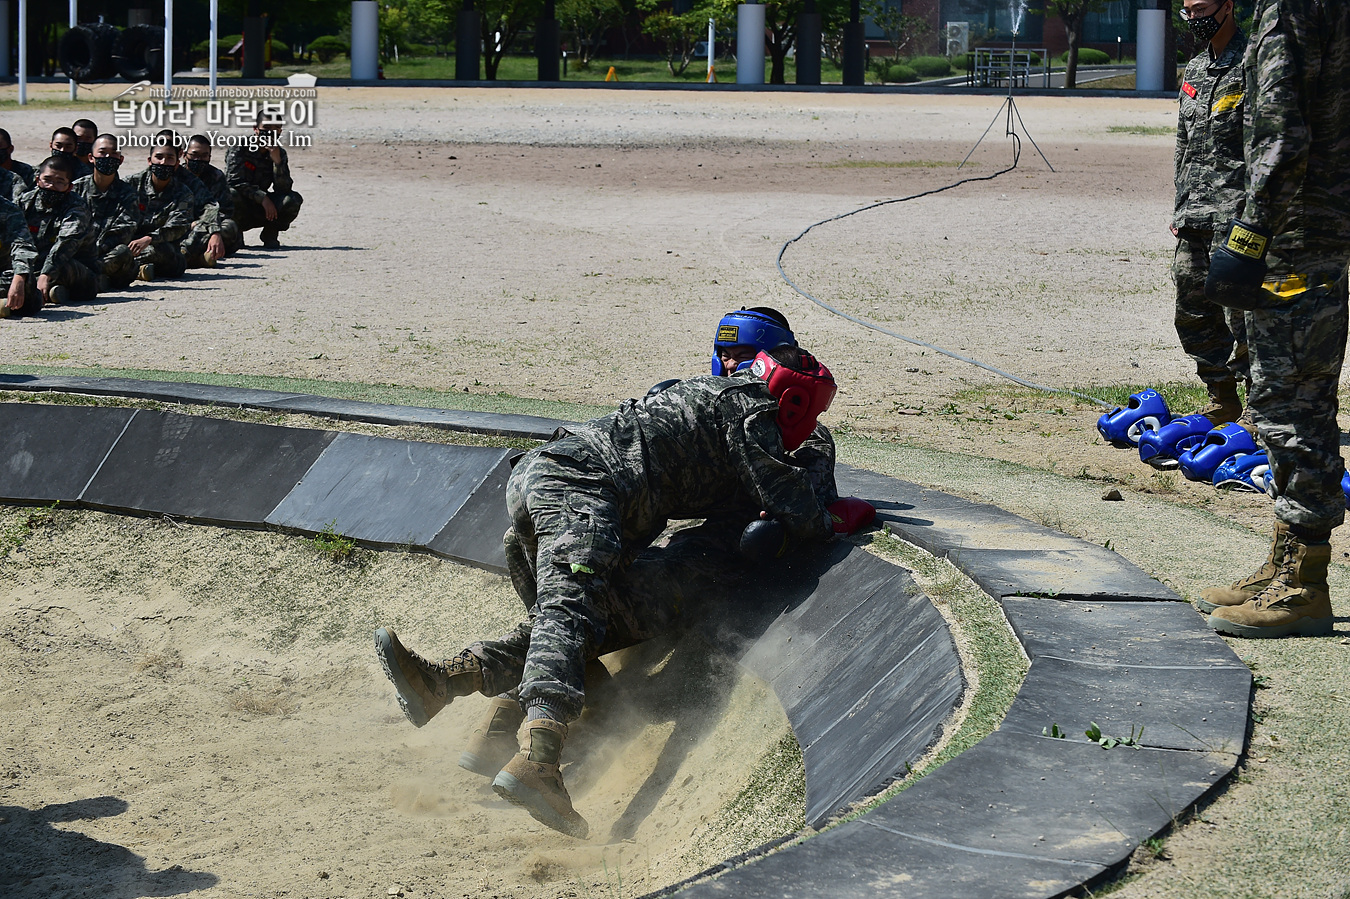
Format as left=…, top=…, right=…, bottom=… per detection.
left=1196, top=521, right=1290, bottom=613
left=374, top=627, right=482, bottom=727
left=458, top=696, right=525, bottom=779
left=1209, top=537, right=1335, bottom=638
left=493, top=718, right=589, bottom=839
left=1195, top=379, right=1243, bottom=428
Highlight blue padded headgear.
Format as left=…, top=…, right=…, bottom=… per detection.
left=711, top=308, right=796, bottom=375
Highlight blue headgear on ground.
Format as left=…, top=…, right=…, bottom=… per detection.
left=750, top=348, right=836, bottom=451
left=711, top=308, right=796, bottom=376
left=1179, top=422, right=1259, bottom=482
left=1137, top=414, right=1212, bottom=469
left=1096, top=389, right=1171, bottom=448
left=1213, top=450, right=1270, bottom=493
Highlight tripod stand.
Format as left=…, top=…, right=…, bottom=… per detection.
left=959, top=40, right=1055, bottom=173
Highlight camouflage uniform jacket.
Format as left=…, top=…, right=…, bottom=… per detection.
left=72, top=174, right=141, bottom=255
left=0, top=167, right=24, bottom=204
left=0, top=195, right=37, bottom=276
left=192, top=163, right=235, bottom=221
left=1174, top=29, right=1248, bottom=231
left=1243, top=0, right=1350, bottom=274
left=541, top=371, right=833, bottom=556
left=225, top=145, right=294, bottom=202
left=123, top=169, right=195, bottom=246
left=2, top=160, right=35, bottom=190
left=177, top=167, right=222, bottom=234
left=16, top=188, right=96, bottom=275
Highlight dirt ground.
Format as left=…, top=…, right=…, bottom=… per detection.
left=2, top=83, right=1349, bottom=897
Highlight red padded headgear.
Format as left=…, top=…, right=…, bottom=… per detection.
left=750, top=349, right=836, bottom=451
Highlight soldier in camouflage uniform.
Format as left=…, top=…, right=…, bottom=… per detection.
left=72, top=134, right=141, bottom=292
left=10, top=155, right=99, bottom=313
left=1200, top=0, right=1350, bottom=638
left=226, top=123, right=302, bottom=249
left=0, top=129, right=36, bottom=192
left=376, top=345, right=838, bottom=838
left=182, top=135, right=240, bottom=264
left=1173, top=0, right=1250, bottom=426
left=0, top=193, right=38, bottom=318
left=125, top=139, right=195, bottom=281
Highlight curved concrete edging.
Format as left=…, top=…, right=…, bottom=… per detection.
left=0, top=380, right=1251, bottom=899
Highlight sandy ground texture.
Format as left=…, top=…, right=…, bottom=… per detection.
left=2, top=83, right=1350, bottom=898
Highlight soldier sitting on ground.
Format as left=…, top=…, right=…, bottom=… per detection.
left=125, top=137, right=195, bottom=282
left=0, top=191, right=38, bottom=318
left=226, top=122, right=302, bottom=249
left=0, top=128, right=36, bottom=191
left=72, top=118, right=99, bottom=172
left=8, top=154, right=99, bottom=314
left=153, top=130, right=222, bottom=270
left=182, top=134, right=239, bottom=266
left=73, top=134, right=142, bottom=292
left=376, top=345, right=843, bottom=839
left=49, top=127, right=93, bottom=181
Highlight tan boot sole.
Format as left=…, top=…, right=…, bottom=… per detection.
left=492, top=770, right=589, bottom=839
left=1208, top=612, right=1334, bottom=639
left=374, top=628, right=439, bottom=727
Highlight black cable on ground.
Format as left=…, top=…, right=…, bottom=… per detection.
left=775, top=110, right=1114, bottom=410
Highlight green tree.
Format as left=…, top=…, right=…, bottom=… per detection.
left=710, top=0, right=849, bottom=84
left=866, top=2, right=932, bottom=60
left=1046, top=0, right=1109, bottom=88
left=638, top=0, right=719, bottom=76
left=560, top=0, right=624, bottom=66
left=479, top=0, right=544, bottom=78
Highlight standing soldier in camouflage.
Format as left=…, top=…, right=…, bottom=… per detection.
left=0, top=193, right=38, bottom=318
left=376, top=346, right=839, bottom=838
left=73, top=134, right=141, bottom=292
left=125, top=138, right=195, bottom=282
left=182, top=135, right=240, bottom=264
left=11, top=155, right=99, bottom=311
left=226, top=123, right=302, bottom=249
left=1201, top=0, right=1350, bottom=638
left=1172, top=0, right=1250, bottom=427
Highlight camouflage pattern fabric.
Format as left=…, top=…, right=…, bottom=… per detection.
left=17, top=188, right=98, bottom=301
left=0, top=196, right=37, bottom=277
left=473, top=372, right=833, bottom=720
left=72, top=174, right=140, bottom=258
left=124, top=169, right=195, bottom=278
left=226, top=145, right=302, bottom=236
left=1174, top=29, right=1248, bottom=232
left=3, top=160, right=35, bottom=191
left=1240, top=1, right=1350, bottom=535
left=0, top=168, right=24, bottom=204
left=1174, top=231, right=1250, bottom=386
left=188, top=163, right=241, bottom=255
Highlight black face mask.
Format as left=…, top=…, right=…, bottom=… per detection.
left=149, top=163, right=175, bottom=181
left=1186, top=6, right=1228, bottom=43
left=52, top=147, right=75, bottom=159
left=37, top=187, right=65, bottom=206
left=94, top=156, right=122, bottom=176
left=186, top=158, right=209, bottom=176
left=76, top=141, right=94, bottom=157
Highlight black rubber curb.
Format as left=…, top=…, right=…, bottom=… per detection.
left=0, top=381, right=1248, bottom=899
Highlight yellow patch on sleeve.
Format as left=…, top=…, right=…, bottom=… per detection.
left=1211, top=92, right=1244, bottom=114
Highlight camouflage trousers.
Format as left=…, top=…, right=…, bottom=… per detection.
left=181, top=219, right=242, bottom=268
left=470, top=451, right=748, bottom=721
left=233, top=191, right=303, bottom=236
left=41, top=258, right=99, bottom=303
left=1247, top=273, right=1349, bottom=535
left=1174, top=232, right=1251, bottom=387
left=133, top=239, right=187, bottom=278
left=99, top=245, right=137, bottom=290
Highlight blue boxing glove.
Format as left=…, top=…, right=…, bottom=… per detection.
left=739, top=518, right=787, bottom=563
left=1206, top=219, right=1277, bottom=310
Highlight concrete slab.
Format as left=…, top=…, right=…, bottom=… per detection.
left=253, top=394, right=564, bottom=439
left=80, top=410, right=335, bottom=524
left=425, top=452, right=517, bottom=571
left=0, top=403, right=136, bottom=502
left=266, top=434, right=510, bottom=547
left=953, top=547, right=1180, bottom=601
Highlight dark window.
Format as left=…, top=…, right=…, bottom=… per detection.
left=941, top=0, right=1043, bottom=44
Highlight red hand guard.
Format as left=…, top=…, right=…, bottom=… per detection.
left=828, top=497, right=876, bottom=535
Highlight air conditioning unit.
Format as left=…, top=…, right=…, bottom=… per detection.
left=946, top=21, right=969, bottom=56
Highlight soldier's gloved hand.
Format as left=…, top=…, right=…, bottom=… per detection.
left=739, top=518, right=787, bottom=563
left=1206, top=218, right=1272, bottom=306
left=828, top=497, right=876, bottom=535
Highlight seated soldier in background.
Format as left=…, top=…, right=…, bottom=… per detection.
left=0, top=128, right=36, bottom=190
left=73, top=134, right=141, bottom=292
left=0, top=192, right=38, bottom=318
left=151, top=130, right=222, bottom=270
left=13, top=154, right=99, bottom=310
left=125, top=137, right=195, bottom=282
left=226, top=122, right=302, bottom=249
left=0, top=161, right=23, bottom=203
left=72, top=118, right=98, bottom=170
left=377, top=345, right=842, bottom=838
left=182, top=134, right=238, bottom=266
left=49, top=127, right=93, bottom=180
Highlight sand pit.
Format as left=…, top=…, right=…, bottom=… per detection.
left=0, top=505, right=809, bottom=899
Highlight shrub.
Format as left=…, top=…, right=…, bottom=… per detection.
left=949, top=52, right=970, bottom=70
left=885, top=63, right=919, bottom=83
left=1065, top=47, right=1111, bottom=65
left=191, top=34, right=243, bottom=56
left=402, top=42, right=438, bottom=56
left=269, top=38, right=292, bottom=62
left=909, top=55, right=951, bottom=76
left=308, top=35, right=349, bottom=62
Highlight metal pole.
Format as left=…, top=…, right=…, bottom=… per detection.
left=706, top=17, right=713, bottom=75
left=164, top=0, right=174, bottom=100
left=209, top=0, right=218, bottom=97
left=17, top=0, right=25, bottom=105
left=69, top=0, right=77, bottom=99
